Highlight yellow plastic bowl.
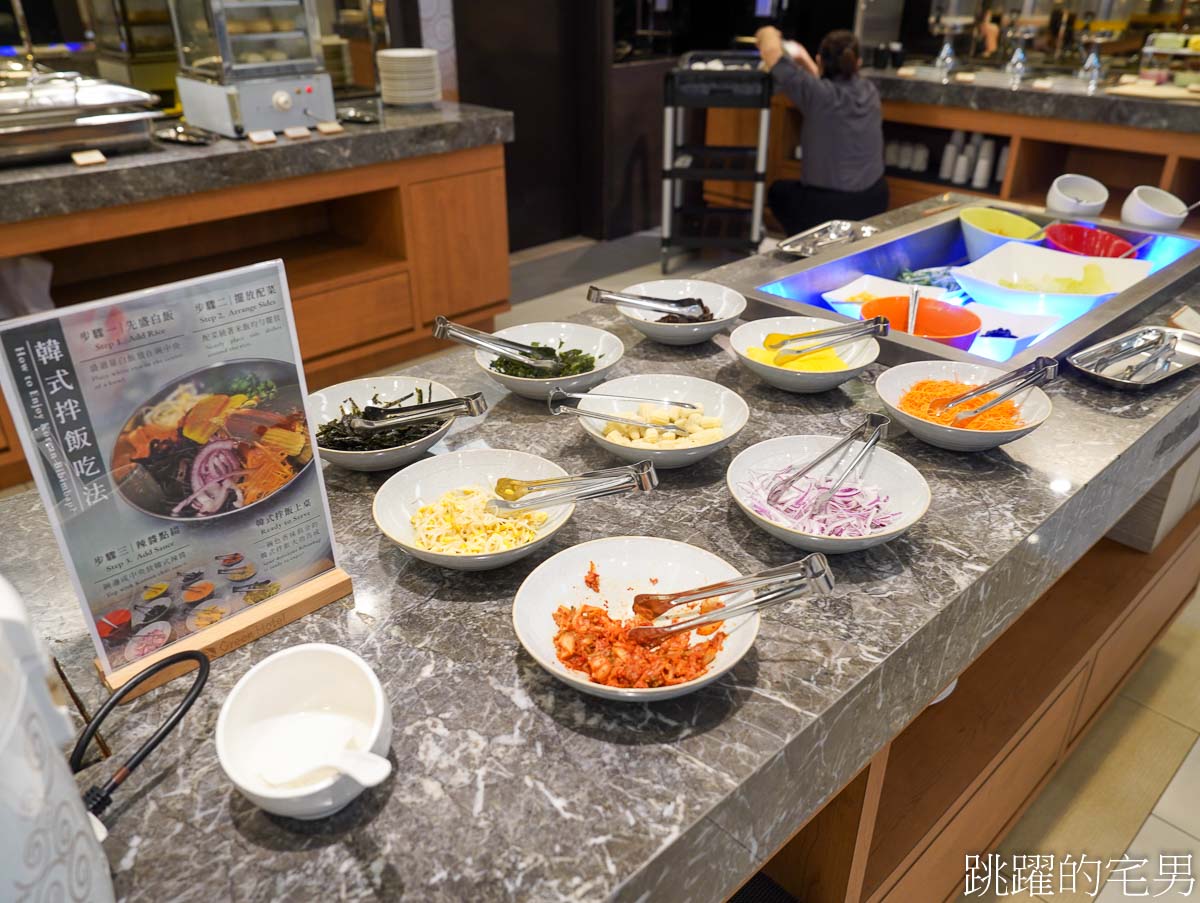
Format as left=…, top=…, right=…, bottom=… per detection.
left=959, top=207, right=1043, bottom=261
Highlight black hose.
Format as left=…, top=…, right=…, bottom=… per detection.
left=70, top=650, right=210, bottom=816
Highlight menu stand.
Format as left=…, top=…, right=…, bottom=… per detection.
left=94, top=567, right=353, bottom=701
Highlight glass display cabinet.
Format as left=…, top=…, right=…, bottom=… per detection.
left=166, top=0, right=335, bottom=137
left=89, top=0, right=180, bottom=109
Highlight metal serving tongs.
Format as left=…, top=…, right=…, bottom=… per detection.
left=1084, top=328, right=1166, bottom=373
left=486, top=461, right=657, bottom=513
left=626, top=553, right=834, bottom=644
left=586, top=285, right=707, bottom=319
left=347, top=392, right=488, bottom=434
left=766, top=414, right=890, bottom=510
left=927, top=356, right=1059, bottom=426
left=1121, top=334, right=1179, bottom=383
left=766, top=316, right=890, bottom=364
left=547, top=387, right=695, bottom=435
left=433, top=316, right=562, bottom=374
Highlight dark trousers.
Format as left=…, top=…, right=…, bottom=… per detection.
left=768, top=175, right=890, bottom=236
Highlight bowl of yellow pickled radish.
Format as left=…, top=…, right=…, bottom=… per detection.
left=372, top=448, right=575, bottom=571
left=949, top=243, right=1151, bottom=321
left=730, top=316, right=881, bottom=394
left=573, top=373, right=749, bottom=470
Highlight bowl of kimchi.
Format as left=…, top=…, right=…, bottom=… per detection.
left=511, top=536, right=760, bottom=701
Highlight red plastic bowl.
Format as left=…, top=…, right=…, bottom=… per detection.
left=1044, top=223, right=1134, bottom=258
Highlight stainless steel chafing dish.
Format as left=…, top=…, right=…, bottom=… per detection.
left=0, top=72, right=160, bottom=165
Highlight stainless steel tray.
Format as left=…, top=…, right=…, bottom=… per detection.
left=0, top=111, right=158, bottom=165
left=777, top=220, right=880, bottom=258
left=1067, top=326, right=1200, bottom=389
left=0, top=74, right=159, bottom=165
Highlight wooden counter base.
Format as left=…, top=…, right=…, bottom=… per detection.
left=0, top=143, right=512, bottom=489
left=737, top=501, right=1200, bottom=903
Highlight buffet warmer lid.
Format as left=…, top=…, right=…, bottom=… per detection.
left=0, top=76, right=158, bottom=123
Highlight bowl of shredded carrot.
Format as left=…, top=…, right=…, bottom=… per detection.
left=512, top=536, right=760, bottom=701
left=875, top=360, right=1053, bottom=451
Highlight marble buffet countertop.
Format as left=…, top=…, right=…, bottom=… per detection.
left=0, top=101, right=514, bottom=225
left=6, top=199, right=1200, bottom=902
left=866, top=68, right=1200, bottom=133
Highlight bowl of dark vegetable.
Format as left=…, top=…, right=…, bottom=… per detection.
left=308, top=377, right=458, bottom=472
left=616, top=279, right=747, bottom=346
left=474, top=322, right=624, bottom=400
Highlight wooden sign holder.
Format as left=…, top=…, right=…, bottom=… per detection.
left=93, top=567, right=353, bottom=701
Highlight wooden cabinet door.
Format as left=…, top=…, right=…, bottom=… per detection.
left=405, top=167, right=510, bottom=325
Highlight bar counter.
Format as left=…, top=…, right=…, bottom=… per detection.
left=708, top=69, right=1200, bottom=236
left=0, top=101, right=514, bottom=224
left=0, top=101, right=516, bottom=489
left=6, top=197, right=1200, bottom=902
left=866, top=69, right=1200, bottom=134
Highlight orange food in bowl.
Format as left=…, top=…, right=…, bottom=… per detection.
left=860, top=296, right=982, bottom=351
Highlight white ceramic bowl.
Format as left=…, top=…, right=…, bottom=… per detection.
left=726, top=435, right=931, bottom=553
left=373, top=448, right=574, bottom=570
left=821, top=274, right=947, bottom=320
left=474, top=322, right=624, bottom=400
left=964, top=302, right=1061, bottom=362
left=1121, top=185, right=1188, bottom=231
left=511, top=536, right=759, bottom=701
left=216, top=643, right=392, bottom=820
left=1046, top=174, right=1109, bottom=217
left=730, top=316, right=880, bottom=394
left=308, top=376, right=457, bottom=472
left=875, top=360, right=1053, bottom=451
left=615, top=279, right=746, bottom=345
left=573, top=373, right=749, bottom=469
left=950, top=242, right=1151, bottom=321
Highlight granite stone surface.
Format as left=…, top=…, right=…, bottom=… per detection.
left=5, top=200, right=1200, bottom=902
left=867, top=69, right=1200, bottom=133
left=0, top=101, right=513, bottom=225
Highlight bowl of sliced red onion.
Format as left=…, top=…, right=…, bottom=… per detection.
left=726, top=434, right=931, bottom=553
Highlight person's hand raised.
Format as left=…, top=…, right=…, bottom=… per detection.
left=756, top=26, right=784, bottom=68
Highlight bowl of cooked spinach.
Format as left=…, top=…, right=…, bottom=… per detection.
left=307, top=376, right=459, bottom=471
left=473, top=322, right=624, bottom=400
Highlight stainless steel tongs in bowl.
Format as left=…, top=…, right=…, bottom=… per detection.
left=625, top=553, right=834, bottom=644
left=586, top=285, right=707, bottom=319
left=486, top=461, right=658, bottom=513
left=433, top=316, right=562, bottom=374
left=766, top=316, right=890, bottom=361
left=348, top=392, right=488, bottom=434
left=546, top=387, right=698, bottom=435
left=766, top=413, right=890, bottom=510
left=927, top=356, right=1059, bottom=426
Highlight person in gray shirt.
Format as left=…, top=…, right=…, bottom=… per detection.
left=756, top=27, right=889, bottom=236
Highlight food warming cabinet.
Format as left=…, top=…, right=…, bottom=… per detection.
left=166, top=0, right=335, bottom=137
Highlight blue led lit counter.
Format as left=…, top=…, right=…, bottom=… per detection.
left=744, top=202, right=1200, bottom=366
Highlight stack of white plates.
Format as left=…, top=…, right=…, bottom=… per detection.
left=377, top=48, right=440, bottom=106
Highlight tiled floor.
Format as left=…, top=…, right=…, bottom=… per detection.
left=964, top=587, right=1200, bottom=902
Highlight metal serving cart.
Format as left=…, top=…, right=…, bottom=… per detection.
left=661, top=50, right=772, bottom=273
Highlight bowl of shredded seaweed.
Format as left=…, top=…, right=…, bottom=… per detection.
left=307, top=376, right=459, bottom=471
left=473, top=321, right=624, bottom=400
